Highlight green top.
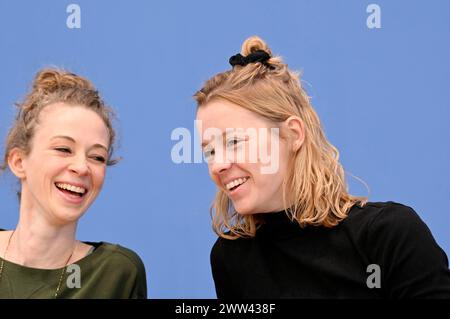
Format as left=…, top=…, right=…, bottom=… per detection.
left=0, top=240, right=147, bottom=299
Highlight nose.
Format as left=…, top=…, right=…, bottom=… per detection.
left=68, top=155, right=90, bottom=176
left=210, top=159, right=232, bottom=175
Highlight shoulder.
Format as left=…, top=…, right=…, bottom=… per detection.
left=342, top=201, right=440, bottom=251
left=211, top=233, right=253, bottom=264
left=346, top=202, right=450, bottom=298
left=210, top=235, right=242, bottom=278
left=344, top=201, right=447, bottom=263
left=343, top=201, right=426, bottom=234
left=362, top=201, right=442, bottom=250
left=211, top=236, right=227, bottom=259
left=346, top=200, right=417, bottom=220
left=211, top=233, right=248, bottom=250
left=105, top=243, right=145, bottom=265
left=91, top=242, right=147, bottom=277
left=82, top=242, right=147, bottom=299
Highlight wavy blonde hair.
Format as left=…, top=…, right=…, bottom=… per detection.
left=194, top=36, right=368, bottom=239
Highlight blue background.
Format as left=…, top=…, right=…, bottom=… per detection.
left=0, top=1, right=449, bottom=298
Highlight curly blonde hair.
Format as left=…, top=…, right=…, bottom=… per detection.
left=194, top=36, right=367, bottom=239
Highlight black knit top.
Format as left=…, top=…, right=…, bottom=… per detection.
left=211, top=202, right=450, bottom=298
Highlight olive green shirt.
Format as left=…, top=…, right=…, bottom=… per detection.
left=0, top=239, right=147, bottom=299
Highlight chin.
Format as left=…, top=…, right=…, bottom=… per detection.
left=233, top=204, right=257, bottom=215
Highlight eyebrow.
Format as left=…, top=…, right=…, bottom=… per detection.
left=50, top=135, right=108, bottom=152
left=201, top=140, right=211, bottom=148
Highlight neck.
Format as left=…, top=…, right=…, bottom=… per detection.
left=7, top=205, right=78, bottom=269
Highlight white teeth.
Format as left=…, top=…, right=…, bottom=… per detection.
left=225, top=177, right=248, bottom=190
left=55, top=183, right=86, bottom=194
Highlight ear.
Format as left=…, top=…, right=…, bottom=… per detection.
left=284, top=116, right=305, bottom=152
left=7, top=147, right=27, bottom=180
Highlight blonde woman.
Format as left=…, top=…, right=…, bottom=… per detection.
left=194, top=36, right=450, bottom=298
left=0, top=68, right=147, bottom=298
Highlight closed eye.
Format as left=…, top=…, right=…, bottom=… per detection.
left=92, top=156, right=106, bottom=163
left=55, top=147, right=71, bottom=153
left=226, top=138, right=243, bottom=148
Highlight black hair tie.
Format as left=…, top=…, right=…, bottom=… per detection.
left=229, top=50, right=271, bottom=68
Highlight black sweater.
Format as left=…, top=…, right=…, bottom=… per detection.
left=210, top=202, right=450, bottom=298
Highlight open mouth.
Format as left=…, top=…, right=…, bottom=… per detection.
left=226, top=177, right=249, bottom=192
left=54, top=182, right=87, bottom=198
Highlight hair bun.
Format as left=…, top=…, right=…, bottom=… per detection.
left=241, top=36, right=273, bottom=57
left=33, top=68, right=94, bottom=93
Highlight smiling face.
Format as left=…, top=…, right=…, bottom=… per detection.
left=196, top=99, right=292, bottom=215
left=10, top=103, right=110, bottom=225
